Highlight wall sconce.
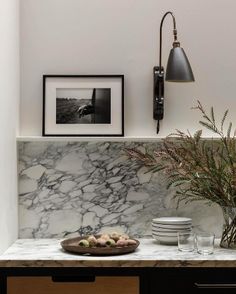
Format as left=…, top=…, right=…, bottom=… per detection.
left=154, top=11, right=194, bottom=133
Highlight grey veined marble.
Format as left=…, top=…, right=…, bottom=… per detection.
left=1, top=238, right=236, bottom=268
left=18, top=141, right=224, bottom=238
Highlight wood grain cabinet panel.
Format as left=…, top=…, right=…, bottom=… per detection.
left=8, top=276, right=139, bottom=294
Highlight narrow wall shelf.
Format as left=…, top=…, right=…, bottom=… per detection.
left=16, top=136, right=217, bottom=142
left=16, top=136, right=164, bottom=142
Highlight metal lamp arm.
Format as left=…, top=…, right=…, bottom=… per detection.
left=159, top=11, right=177, bottom=69
left=154, top=11, right=178, bottom=134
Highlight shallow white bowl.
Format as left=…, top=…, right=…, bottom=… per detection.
left=152, top=229, right=192, bottom=237
left=151, top=225, right=192, bottom=232
left=152, top=217, right=192, bottom=225
left=152, top=233, right=178, bottom=244
left=152, top=231, right=178, bottom=237
left=152, top=223, right=192, bottom=230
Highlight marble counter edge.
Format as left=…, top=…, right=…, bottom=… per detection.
left=1, top=260, right=236, bottom=268
left=0, top=239, right=236, bottom=268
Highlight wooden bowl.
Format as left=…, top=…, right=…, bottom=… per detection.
left=61, top=235, right=140, bottom=256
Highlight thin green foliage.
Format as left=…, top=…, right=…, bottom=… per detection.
left=126, top=101, right=236, bottom=208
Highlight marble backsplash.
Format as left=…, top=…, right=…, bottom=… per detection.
left=18, top=141, right=224, bottom=238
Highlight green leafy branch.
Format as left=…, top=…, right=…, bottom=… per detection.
left=126, top=101, right=236, bottom=208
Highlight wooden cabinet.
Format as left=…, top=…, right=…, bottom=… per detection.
left=8, top=276, right=139, bottom=294
left=5, top=268, right=236, bottom=294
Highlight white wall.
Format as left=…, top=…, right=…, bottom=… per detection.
left=0, top=0, right=19, bottom=253
left=20, top=0, right=236, bottom=137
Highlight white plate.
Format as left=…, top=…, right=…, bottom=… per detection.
left=152, top=234, right=178, bottom=244
left=152, top=223, right=192, bottom=230
left=152, top=217, right=192, bottom=225
left=152, top=225, right=192, bottom=232
left=152, top=231, right=178, bottom=237
left=152, top=231, right=179, bottom=237
left=152, top=230, right=191, bottom=237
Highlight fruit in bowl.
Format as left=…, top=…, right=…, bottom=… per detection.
left=61, top=232, right=139, bottom=256
left=78, top=232, right=137, bottom=248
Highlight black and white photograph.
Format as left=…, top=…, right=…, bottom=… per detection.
left=56, top=88, right=111, bottom=124
left=43, top=75, right=124, bottom=136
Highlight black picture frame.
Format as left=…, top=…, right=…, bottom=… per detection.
left=42, top=75, right=124, bottom=137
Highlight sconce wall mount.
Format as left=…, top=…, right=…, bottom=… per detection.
left=153, top=11, right=194, bottom=133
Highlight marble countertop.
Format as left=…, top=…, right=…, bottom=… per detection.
left=0, top=238, right=236, bottom=268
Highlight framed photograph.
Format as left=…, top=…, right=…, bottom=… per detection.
left=43, top=75, right=124, bottom=136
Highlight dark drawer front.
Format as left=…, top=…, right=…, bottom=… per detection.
left=148, top=268, right=236, bottom=293
left=193, top=268, right=236, bottom=293
left=8, top=276, right=139, bottom=294
left=194, top=282, right=236, bottom=293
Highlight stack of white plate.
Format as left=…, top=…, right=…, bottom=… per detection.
left=152, top=217, right=192, bottom=245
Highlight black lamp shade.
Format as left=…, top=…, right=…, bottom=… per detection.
left=165, top=47, right=194, bottom=82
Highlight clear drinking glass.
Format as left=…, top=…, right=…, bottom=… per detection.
left=196, top=232, right=215, bottom=255
left=178, top=232, right=195, bottom=252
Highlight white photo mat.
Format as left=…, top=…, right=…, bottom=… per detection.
left=43, top=76, right=124, bottom=136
